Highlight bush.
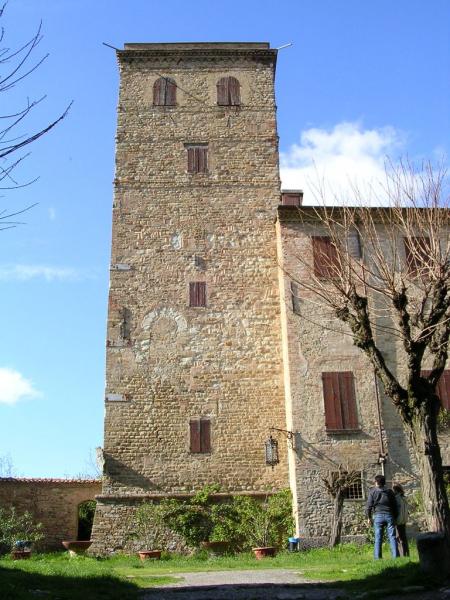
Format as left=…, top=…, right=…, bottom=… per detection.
left=0, top=506, right=44, bottom=554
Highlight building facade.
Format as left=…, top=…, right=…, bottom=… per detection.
left=92, top=42, right=450, bottom=553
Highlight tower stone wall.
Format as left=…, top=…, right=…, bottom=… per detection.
left=91, top=43, right=289, bottom=554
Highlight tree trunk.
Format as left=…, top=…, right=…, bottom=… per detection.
left=329, top=491, right=344, bottom=547
left=409, top=408, right=450, bottom=538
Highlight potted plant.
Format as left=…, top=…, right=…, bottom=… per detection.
left=129, top=502, right=165, bottom=560
left=231, top=490, right=293, bottom=559
left=0, top=507, right=44, bottom=559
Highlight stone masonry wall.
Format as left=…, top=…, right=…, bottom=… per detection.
left=0, top=478, right=100, bottom=551
left=92, top=44, right=289, bottom=553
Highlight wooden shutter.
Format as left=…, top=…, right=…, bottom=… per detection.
left=189, top=282, right=206, bottom=307
left=165, top=78, right=176, bottom=105
left=423, top=370, right=450, bottom=410
left=404, top=236, right=430, bottom=276
left=228, top=77, right=241, bottom=105
left=312, top=236, right=339, bottom=278
left=322, top=372, right=342, bottom=430
left=190, top=420, right=201, bottom=453
left=217, top=77, right=228, bottom=105
left=196, top=147, right=207, bottom=173
left=322, top=372, right=359, bottom=431
left=187, top=147, right=195, bottom=173
left=200, top=419, right=211, bottom=453
left=339, top=372, right=359, bottom=429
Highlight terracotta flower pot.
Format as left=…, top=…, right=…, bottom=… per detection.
left=62, top=540, right=93, bottom=556
left=11, top=550, right=31, bottom=560
left=252, top=546, right=277, bottom=559
left=200, top=541, right=230, bottom=555
left=138, top=550, right=161, bottom=560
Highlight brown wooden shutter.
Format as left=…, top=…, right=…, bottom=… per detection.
left=339, top=372, right=359, bottom=429
left=312, top=236, right=338, bottom=278
left=197, top=147, right=207, bottom=173
left=190, top=420, right=201, bottom=453
left=228, top=77, right=241, bottom=105
left=153, top=78, right=165, bottom=105
left=165, top=78, right=176, bottom=105
left=404, top=237, right=430, bottom=276
left=422, top=370, right=450, bottom=410
left=322, top=372, right=342, bottom=430
left=200, top=419, right=211, bottom=453
left=187, top=147, right=195, bottom=173
left=217, top=77, right=228, bottom=105
left=189, top=282, right=206, bottom=307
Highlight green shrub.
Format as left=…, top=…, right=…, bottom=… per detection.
left=0, top=506, right=44, bottom=553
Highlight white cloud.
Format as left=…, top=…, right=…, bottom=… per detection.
left=280, top=121, right=404, bottom=205
left=0, top=368, right=41, bottom=405
left=0, top=264, right=83, bottom=282
left=48, top=207, right=56, bottom=221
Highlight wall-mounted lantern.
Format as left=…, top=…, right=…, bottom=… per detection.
left=265, top=435, right=279, bottom=468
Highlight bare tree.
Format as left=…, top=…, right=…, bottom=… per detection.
left=322, top=467, right=361, bottom=547
left=287, top=159, right=450, bottom=541
left=0, top=2, right=71, bottom=230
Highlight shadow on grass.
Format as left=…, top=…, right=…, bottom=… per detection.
left=142, top=562, right=446, bottom=599
left=0, top=564, right=140, bottom=600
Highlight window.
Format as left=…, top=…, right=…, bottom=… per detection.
left=153, top=77, right=176, bottom=106
left=190, top=418, right=211, bottom=453
left=186, top=145, right=208, bottom=174
left=189, top=282, right=206, bottom=307
left=322, top=371, right=359, bottom=432
left=290, top=281, right=301, bottom=315
left=216, top=76, right=241, bottom=106
left=404, top=236, right=430, bottom=276
left=422, top=370, right=450, bottom=410
left=344, top=474, right=364, bottom=500
left=312, top=236, right=339, bottom=278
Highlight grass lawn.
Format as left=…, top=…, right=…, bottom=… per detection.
left=0, top=544, right=441, bottom=600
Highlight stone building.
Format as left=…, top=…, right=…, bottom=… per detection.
left=91, top=42, right=450, bottom=552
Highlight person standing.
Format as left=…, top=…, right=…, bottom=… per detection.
left=393, top=483, right=409, bottom=557
left=366, top=474, right=399, bottom=559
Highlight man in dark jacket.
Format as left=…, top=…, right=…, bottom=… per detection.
left=366, top=474, right=399, bottom=559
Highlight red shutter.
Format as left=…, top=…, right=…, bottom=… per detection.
left=187, top=147, right=195, bottom=173
left=165, top=78, right=176, bottom=105
left=228, top=77, right=241, bottom=105
left=437, top=371, right=450, bottom=410
left=322, top=372, right=342, bottom=430
left=190, top=420, right=201, bottom=453
left=404, top=237, right=430, bottom=276
left=339, top=372, right=359, bottom=429
left=217, top=77, right=228, bottom=105
left=312, top=236, right=338, bottom=278
left=200, top=419, right=211, bottom=453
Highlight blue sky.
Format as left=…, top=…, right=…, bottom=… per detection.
left=0, top=0, right=449, bottom=477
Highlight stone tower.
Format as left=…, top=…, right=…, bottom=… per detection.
left=92, top=43, right=288, bottom=552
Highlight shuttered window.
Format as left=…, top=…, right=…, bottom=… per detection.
left=187, top=145, right=208, bottom=174
left=422, top=370, right=450, bottom=410
left=217, top=76, right=241, bottom=106
left=404, top=236, right=430, bottom=276
left=312, top=236, right=340, bottom=278
left=322, top=372, right=359, bottom=431
left=190, top=419, right=211, bottom=453
left=153, top=77, right=177, bottom=106
left=189, top=282, right=206, bottom=307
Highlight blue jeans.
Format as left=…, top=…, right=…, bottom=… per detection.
left=373, top=513, right=399, bottom=559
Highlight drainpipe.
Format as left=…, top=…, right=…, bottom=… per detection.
left=374, top=371, right=387, bottom=476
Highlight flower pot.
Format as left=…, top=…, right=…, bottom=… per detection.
left=252, top=546, right=277, bottom=559
left=62, top=540, right=92, bottom=556
left=200, top=541, right=230, bottom=556
left=11, top=550, right=31, bottom=560
left=138, top=550, right=161, bottom=561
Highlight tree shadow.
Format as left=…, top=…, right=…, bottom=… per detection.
left=142, top=562, right=444, bottom=600
left=0, top=564, right=140, bottom=600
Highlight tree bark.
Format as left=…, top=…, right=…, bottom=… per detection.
left=408, top=406, right=450, bottom=537
left=329, top=491, right=344, bottom=547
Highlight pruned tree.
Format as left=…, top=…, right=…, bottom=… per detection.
left=288, top=159, right=450, bottom=541
left=322, top=467, right=361, bottom=547
left=0, top=2, right=71, bottom=230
